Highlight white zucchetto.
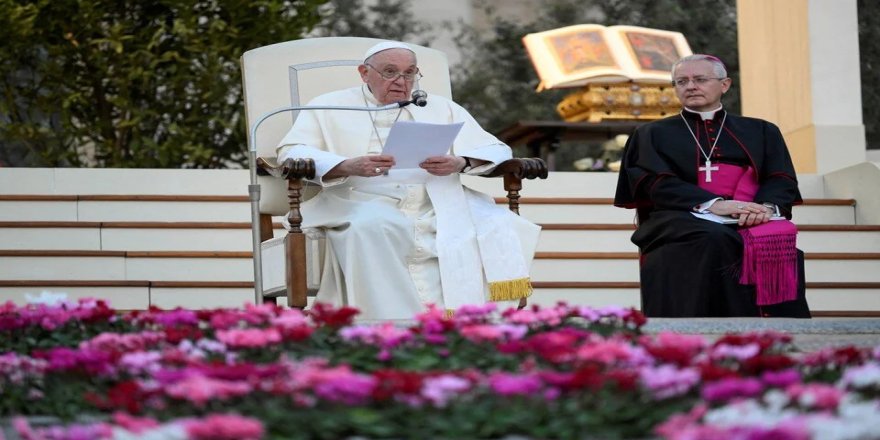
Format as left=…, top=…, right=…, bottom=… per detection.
left=363, top=41, right=415, bottom=61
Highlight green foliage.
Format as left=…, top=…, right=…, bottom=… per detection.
left=859, top=0, right=879, bottom=150
left=0, top=0, right=328, bottom=168
left=451, top=0, right=739, bottom=131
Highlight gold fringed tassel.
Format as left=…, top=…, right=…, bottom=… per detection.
left=489, top=277, right=533, bottom=302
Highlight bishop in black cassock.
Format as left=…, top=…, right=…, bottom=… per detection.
left=614, top=55, right=810, bottom=318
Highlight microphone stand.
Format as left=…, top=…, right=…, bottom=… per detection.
left=247, top=96, right=423, bottom=304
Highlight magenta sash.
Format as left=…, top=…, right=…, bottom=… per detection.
left=699, top=164, right=798, bottom=306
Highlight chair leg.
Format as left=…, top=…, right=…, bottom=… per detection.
left=285, top=232, right=308, bottom=309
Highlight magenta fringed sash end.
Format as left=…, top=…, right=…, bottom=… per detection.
left=738, top=220, right=799, bottom=305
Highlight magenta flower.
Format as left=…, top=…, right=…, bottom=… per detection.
left=488, top=372, right=543, bottom=396
left=155, top=308, right=199, bottom=327
left=701, top=377, right=764, bottom=402
left=761, top=369, right=801, bottom=388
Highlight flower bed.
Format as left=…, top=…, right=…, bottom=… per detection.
left=1, top=299, right=879, bottom=440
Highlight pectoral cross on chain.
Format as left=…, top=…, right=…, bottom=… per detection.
left=700, top=160, right=719, bottom=182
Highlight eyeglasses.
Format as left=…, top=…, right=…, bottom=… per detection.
left=365, top=63, right=423, bottom=82
left=672, top=77, right=726, bottom=87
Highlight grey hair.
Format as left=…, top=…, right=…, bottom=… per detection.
left=671, top=54, right=727, bottom=79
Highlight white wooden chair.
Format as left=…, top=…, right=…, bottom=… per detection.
left=240, top=37, right=547, bottom=307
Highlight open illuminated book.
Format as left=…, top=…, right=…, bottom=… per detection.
left=522, top=24, right=692, bottom=91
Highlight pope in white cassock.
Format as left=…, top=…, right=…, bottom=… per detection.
left=276, top=41, right=541, bottom=320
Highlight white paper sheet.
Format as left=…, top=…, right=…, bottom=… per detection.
left=692, top=212, right=786, bottom=224
left=381, top=121, right=464, bottom=168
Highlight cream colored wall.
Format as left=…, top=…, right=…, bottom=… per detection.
left=737, top=0, right=815, bottom=171
left=736, top=0, right=866, bottom=174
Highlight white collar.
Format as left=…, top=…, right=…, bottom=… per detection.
left=362, top=84, right=382, bottom=106
left=684, top=105, right=724, bottom=120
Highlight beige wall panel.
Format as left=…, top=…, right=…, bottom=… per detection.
left=738, top=0, right=813, bottom=133
left=785, top=125, right=818, bottom=173
left=738, top=0, right=816, bottom=173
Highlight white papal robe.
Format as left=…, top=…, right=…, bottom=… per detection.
left=277, top=85, right=540, bottom=320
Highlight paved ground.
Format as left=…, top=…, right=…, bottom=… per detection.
left=643, top=318, right=880, bottom=351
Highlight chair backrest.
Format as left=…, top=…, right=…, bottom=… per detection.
left=240, top=37, right=453, bottom=215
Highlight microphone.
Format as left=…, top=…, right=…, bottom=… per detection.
left=411, top=90, right=428, bottom=107
left=395, top=90, right=428, bottom=108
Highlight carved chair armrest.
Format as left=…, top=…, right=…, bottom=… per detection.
left=479, top=158, right=548, bottom=215
left=481, top=157, right=549, bottom=180
left=256, top=157, right=316, bottom=181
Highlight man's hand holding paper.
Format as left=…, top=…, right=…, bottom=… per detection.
left=381, top=121, right=464, bottom=169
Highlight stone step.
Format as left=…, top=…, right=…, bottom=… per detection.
left=0, top=194, right=854, bottom=224
left=4, top=251, right=879, bottom=283
left=1, top=169, right=827, bottom=199
left=642, top=318, right=880, bottom=350
left=2, top=221, right=879, bottom=253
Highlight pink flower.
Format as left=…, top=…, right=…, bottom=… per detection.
left=785, top=383, right=842, bottom=410
left=701, top=377, right=764, bottom=402
left=215, top=328, right=282, bottom=348
left=39, top=347, right=115, bottom=376
left=421, top=374, right=471, bottom=407
left=165, top=375, right=253, bottom=406
left=459, top=324, right=528, bottom=343
left=488, top=372, right=543, bottom=396
left=0, top=353, right=47, bottom=384
left=653, top=404, right=708, bottom=439
left=576, top=338, right=648, bottom=366
left=311, top=369, right=377, bottom=405
left=111, top=412, right=161, bottom=433
left=339, top=322, right=413, bottom=349
left=640, top=364, right=701, bottom=399
left=184, top=413, right=264, bottom=440
left=119, top=351, right=163, bottom=375
left=80, top=331, right=163, bottom=353
left=271, top=308, right=309, bottom=329
left=414, top=305, right=453, bottom=335
left=711, top=343, right=761, bottom=361
left=504, top=307, right=565, bottom=326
